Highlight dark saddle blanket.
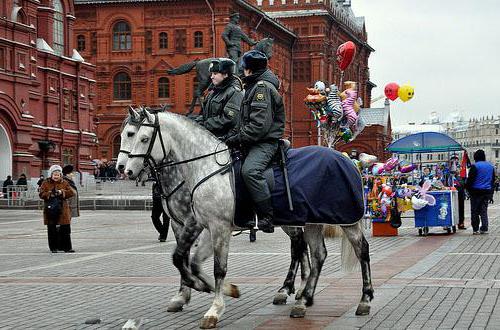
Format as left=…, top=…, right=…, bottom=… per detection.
left=232, top=145, right=364, bottom=227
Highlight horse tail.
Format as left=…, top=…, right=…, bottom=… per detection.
left=340, top=222, right=362, bottom=273
left=322, top=225, right=341, bottom=238
left=167, top=61, right=198, bottom=75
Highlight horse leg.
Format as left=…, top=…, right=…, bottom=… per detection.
left=341, top=222, right=373, bottom=316
left=274, top=226, right=310, bottom=305
left=172, top=221, right=207, bottom=292
left=200, top=224, right=232, bottom=329
left=190, top=230, right=240, bottom=299
left=290, top=224, right=327, bottom=318
left=167, top=220, right=191, bottom=312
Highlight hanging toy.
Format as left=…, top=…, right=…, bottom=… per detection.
left=340, top=81, right=359, bottom=128
left=326, top=84, right=343, bottom=121
left=339, top=127, right=352, bottom=142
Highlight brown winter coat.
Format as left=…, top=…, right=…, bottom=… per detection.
left=39, top=178, right=75, bottom=225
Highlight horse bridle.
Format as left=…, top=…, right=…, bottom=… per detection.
left=127, top=112, right=231, bottom=215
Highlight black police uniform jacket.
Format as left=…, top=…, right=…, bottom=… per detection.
left=238, top=69, right=285, bottom=146
left=201, top=76, right=243, bottom=138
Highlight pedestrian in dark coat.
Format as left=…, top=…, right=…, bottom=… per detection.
left=63, top=165, right=80, bottom=218
left=465, top=149, right=496, bottom=234
left=16, top=173, right=28, bottom=189
left=225, top=50, right=285, bottom=233
left=39, top=165, right=75, bottom=253
left=151, top=181, right=170, bottom=242
left=2, top=175, right=13, bottom=198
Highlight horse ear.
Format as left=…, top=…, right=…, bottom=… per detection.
left=128, top=106, right=140, bottom=122
left=142, top=107, right=155, bottom=123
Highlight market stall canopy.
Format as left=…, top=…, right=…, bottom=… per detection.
left=387, top=132, right=463, bottom=154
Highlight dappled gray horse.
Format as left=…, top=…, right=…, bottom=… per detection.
left=116, top=106, right=310, bottom=312
left=125, top=109, right=373, bottom=329
left=167, top=37, right=274, bottom=114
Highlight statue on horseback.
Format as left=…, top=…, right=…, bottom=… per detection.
left=167, top=19, right=273, bottom=115
left=222, top=12, right=257, bottom=65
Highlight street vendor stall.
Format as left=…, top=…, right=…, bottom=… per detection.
left=381, top=131, right=465, bottom=236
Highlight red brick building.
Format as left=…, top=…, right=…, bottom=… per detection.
left=0, top=0, right=96, bottom=180
left=73, top=0, right=295, bottom=160
left=74, top=0, right=390, bottom=161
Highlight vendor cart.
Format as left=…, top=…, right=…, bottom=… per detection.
left=386, top=131, right=465, bottom=236
left=414, top=190, right=458, bottom=236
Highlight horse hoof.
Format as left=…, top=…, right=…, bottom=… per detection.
left=199, top=316, right=218, bottom=329
left=223, top=283, right=240, bottom=298
left=167, top=300, right=184, bottom=312
left=295, top=289, right=303, bottom=300
left=355, top=303, right=370, bottom=316
left=290, top=304, right=306, bottom=318
left=273, top=292, right=288, bottom=305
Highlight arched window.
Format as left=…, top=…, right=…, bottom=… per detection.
left=77, top=35, right=85, bottom=51
left=52, top=0, right=64, bottom=56
left=113, top=72, right=131, bottom=100
left=158, top=77, right=170, bottom=98
left=194, top=31, right=203, bottom=48
left=112, top=21, right=131, bottom=50
left=193, top=76, right=199, bottom=96
left=159, top=32, right=168, bottom=49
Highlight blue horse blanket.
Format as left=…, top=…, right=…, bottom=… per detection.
left=234, top=145, right=364, bottom=227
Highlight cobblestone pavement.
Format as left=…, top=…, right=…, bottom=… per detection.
left=0, top=198, right=499, bottom=329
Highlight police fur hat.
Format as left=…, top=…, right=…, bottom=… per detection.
left=62, top=164, right=74, bottom=175
left=209, top=58, right=235, bottom=75
left=241, top=50, right=268, bottom=72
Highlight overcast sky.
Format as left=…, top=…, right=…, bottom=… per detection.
left=351, top=0, right=500, bottom=126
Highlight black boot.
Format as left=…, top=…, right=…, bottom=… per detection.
left=256, top=199, right=274, bottom=233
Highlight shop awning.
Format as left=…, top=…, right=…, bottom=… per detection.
left=387, top=131, right=463, bottom=154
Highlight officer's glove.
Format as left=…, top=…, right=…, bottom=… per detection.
left=225, top=135, right=240, bottom=148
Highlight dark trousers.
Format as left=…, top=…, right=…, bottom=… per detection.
left=470, top=194, right=490, bottom=232
left=47, top=224, right=72, bottom=251
left=241, top=141, right=278, bottom=216
left=458, top=188, right=465, bottom=225
left=152, top=196, right=170, bottom=239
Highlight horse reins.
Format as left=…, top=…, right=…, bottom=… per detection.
left=128, top=112, right=232, bottom=218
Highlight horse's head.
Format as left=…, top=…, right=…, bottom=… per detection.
left=125, top=107, right=170, bottom=180
left=116, top=106, right=144, bottom=173
left=254, top=37, right=273, bottom=60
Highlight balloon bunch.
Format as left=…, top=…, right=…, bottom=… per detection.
left=369, top=157, right=417, bottom=176
left=304, top=81, right=366, bottom=147
left=384, top=82, right=415, bottom=102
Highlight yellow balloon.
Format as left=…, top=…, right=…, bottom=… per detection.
left=398, top=84, right=415, bottom=102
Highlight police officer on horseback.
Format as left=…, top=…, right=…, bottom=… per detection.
left=194, top=58, right=243, bottom=138
left=225, top=50, right=285, bottom=233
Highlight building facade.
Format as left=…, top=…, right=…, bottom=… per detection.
left=73, top=0, right=385, bottom=160
left=73, top=0, right=295, bottom=160
left=0, top=0, right=96, bottom=180
left=256, top=0, right=376, bottom=146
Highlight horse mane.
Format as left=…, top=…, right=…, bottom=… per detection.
left=160, top=111, right=222, bottom=146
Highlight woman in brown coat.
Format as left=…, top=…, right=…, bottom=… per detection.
left=39, top=165, right=75, bottom=253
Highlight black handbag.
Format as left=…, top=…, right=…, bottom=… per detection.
left=45, top=192, right=62, bottom=222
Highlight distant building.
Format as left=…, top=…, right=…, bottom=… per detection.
left=0, top=0, right=96, bottom=180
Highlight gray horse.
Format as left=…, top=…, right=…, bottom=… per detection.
left=124, top=109, right=373, bottom=329
left=116, top=106, right=310, bottom=312
left=166, top=37, right=274, bottom=114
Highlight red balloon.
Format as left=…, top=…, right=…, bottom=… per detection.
left=336, top=41, right=356, bottom=71
left=384, top=82, right=400, bottom=101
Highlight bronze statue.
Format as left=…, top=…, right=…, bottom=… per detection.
left=221, top=13, right=257, bottom=65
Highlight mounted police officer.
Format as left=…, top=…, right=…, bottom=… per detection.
left=194, top=58, right=243, bottom=139
left=225, top=50, right=285, bottom=233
